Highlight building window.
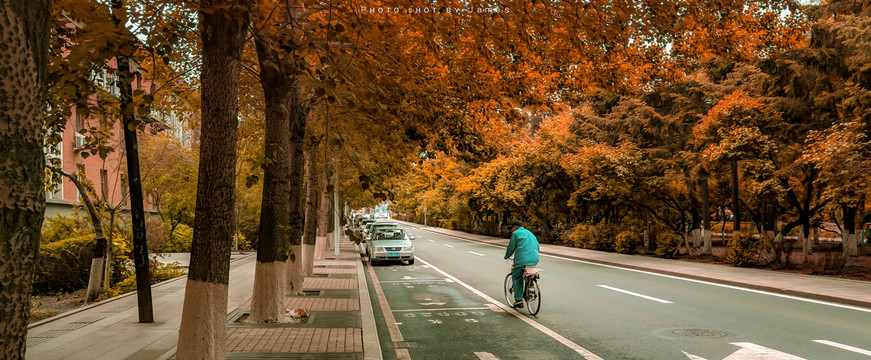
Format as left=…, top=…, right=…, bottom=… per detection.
left=76, top=164, right=85, bottom=201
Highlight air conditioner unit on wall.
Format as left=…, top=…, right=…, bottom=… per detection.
left=74, top=133, right=86, bottom=149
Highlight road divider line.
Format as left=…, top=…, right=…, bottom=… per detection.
left=428, top=239, right=436, bottom=243
left=444, top=244, right=455, bottom=248
left=597, top=285, right=673, bottom=304
left=813, top=340, right=871, bottom=356
left=415, top=256, right=604, bottom=360
left=468, top=251, right=486, bottom=257
left=379, top=279, right=448, bottom=283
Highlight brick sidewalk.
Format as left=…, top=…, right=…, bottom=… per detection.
left=224, top=241, right=372, bottom=359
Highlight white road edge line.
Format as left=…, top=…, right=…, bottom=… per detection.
left=468, top=251, right=486, bottom=257
left=415, top=256, right=604, bottom=360
left=813, top=340, right=871, bottom=356
left=408, top=227, right=871, bottom=314
left=597, top=285, right=673, bottom=304
left=444, top=244, right=455, bottom=248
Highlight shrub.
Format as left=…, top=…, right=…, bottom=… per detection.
left=725, top=233, right=759, bottom=267
left=33, top=235, right=94, bottom=294
left=41, top=214, right=93, bottom=243
left=809, top=250, right=847, bottom=275
left=654, top=233, right=683, bottom=258
left=162, top=224, right=193, bottom=252
left=109, top=260, right=186, bottom=296
left=647, top=223, right=671, bottom=252
left=588, top=224, right=618, bottom=252
left=615, top=231, right=641, bottom=254
left=146, top=218, right=168, bottom=252
left=234, top=232, right=253, bottom=251
left=566, top=225, right=591, bottom=248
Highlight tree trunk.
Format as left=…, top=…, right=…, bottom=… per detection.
left=176, top=1, right=249, bottom=358
left=730, top=159, right=740, bottom=236
left=112, top=0, right=152, bottom=323
left=302, top=147, right=319, bottom=276
left=315, top=145, right=333, bottom=259
left=843, top=205, right=858, bottom=257
left=49, top=167, right=107, bottom=302
left=800, top=226, right=809, bottom=263
left=699, top=168, right=712, bottom=255
left=0, top=1, right=49, bottom=357
left=103, top=209, right=116, bottom=289
left=250, top=30, right=293, bottom=322
left=285, top=90, right=308, bottom=296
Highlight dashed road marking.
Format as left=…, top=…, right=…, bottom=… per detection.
left=428, top=239, right=436, bottom=242
left=444, top=244, right=455, bottom=248
left=468, top=251, right=486, bottom=257
left=475, top=352, right=499, bottom=360
left=597, top=285, right=673, bottom=304
left=813, top=340, right=871, bottom=356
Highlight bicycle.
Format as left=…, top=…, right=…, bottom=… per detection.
left=503, top=257, right=541, bottom=315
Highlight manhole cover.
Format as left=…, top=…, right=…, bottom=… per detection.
left=672, top=329, right=727, bottom=337
left=302, top=290, right=322, bottom=296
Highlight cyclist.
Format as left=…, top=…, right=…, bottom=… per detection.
left=503, top=220, right=540, bottom=308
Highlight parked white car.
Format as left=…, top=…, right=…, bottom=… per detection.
left=367, top=227, right=415, bottom=265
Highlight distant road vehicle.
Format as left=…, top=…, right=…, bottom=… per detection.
left=367, top=227, right=415, bottom=265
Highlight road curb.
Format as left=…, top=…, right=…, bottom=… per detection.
left=400, top=221, right=871, bottom=310
left=355, top=242, right=383, bottom=360
left=28, top=253, right=256, bottom=329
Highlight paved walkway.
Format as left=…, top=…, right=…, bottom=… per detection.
left=399, top=221, right=871, bottom=309
left=25, top=241, right=381, bottom=360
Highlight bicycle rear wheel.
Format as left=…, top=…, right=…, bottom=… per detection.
left=525, top=278, right=541, bottom=316
left=503, top=274, right=514, bottom=306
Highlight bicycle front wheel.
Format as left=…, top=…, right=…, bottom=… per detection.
left=525, top=278, right=541, bottom=316
left=504, top=274, right=514, bottom=306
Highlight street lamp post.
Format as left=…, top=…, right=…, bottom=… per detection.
left=423, top=195, right=427, bottom=227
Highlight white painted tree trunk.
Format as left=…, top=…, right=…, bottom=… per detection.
left=702, top=229, right=712, bottom=255
left=86, top=257, right=104, bottom=302
left=176, top=280, right=229, bottom=359
left=302, top=244, right=314, bottom=276
left=286, top=245, right=303, bottom=295
left=844, top=233, right=858, bottom=257
left=326, top=231, right=334, bottom=253
left=315, top=236, right=327, bottom=260
left=691, top=229, right=701, bottom=248
left=249, top=261, right=287, bottom=322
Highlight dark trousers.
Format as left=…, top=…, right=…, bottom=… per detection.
left=512, top=266, right=526, bottom=302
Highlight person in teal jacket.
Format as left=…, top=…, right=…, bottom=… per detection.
left=503, top=220, right=540, bottom=307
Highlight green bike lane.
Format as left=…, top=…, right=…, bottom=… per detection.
left=362, top=247, right=592, bottom=359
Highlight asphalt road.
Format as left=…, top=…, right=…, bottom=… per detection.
left=364, top=225, right=871, bottom=360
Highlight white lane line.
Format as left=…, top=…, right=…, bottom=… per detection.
left=410, top=228, right=871, bottom=314
left=475, top=352, right=500, bottom=360
left=597, top=285, right=673, bottom=304
left=444, top=244, right=455, bottom=248
left=813, top=340, right=871, bottom=356
left=415, top=256, right=604, bottom=360
left=468, top=251, right=486, bottom=257
left=428, top=239, right=436, bottom=243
